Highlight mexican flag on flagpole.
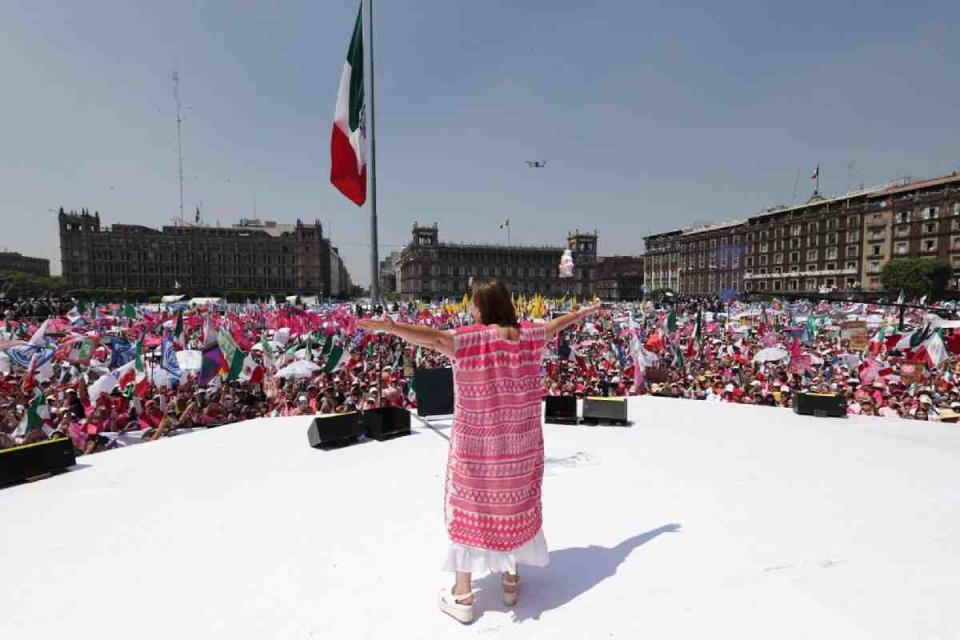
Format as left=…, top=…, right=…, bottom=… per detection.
left=15, top=390, right=49, bottom=438
left=330, top=4, right=367, bottom=206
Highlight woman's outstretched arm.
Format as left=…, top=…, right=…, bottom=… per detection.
left=544, top=302, right=602, bottom=339
left=358, top=316, right=455, bottom=358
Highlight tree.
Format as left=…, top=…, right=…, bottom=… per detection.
left=880, top=257, right=950, bottom=301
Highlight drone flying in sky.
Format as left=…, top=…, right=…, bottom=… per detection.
left=525, top=160, right=547, bottom=168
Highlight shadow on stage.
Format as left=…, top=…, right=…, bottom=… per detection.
left=474, top=523, right=682, bottom=622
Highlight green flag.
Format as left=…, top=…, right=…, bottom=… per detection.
left=15, top=390, right=48, bottom=437
left=694, top=308, right=702, bottom=346
left=666, top=308, right=677, bottom=333
left=260, top=331, right=274, bottom=358
left=260, top=331, right=274, bottom=370
left=321, top=334, right=333, bottom=356
left=174, top=309, right=184, bottom=339
left=217, top=327, right=246, bottom=381
left=324, top=345, right=350, bottom=373
left=134, top=337, right=145, bottom=372
left=366, top=341, right=376, bottom=358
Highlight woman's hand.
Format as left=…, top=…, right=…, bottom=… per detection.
left=579, top=301, right=603, bottom=317
left=544, top=299, right=602, bottom=339
left=358, top=315, right=395, bottom=333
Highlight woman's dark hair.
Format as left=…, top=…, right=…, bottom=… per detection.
left=470, top=277, right=519, bottom=327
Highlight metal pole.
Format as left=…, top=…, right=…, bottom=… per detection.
left=377, top=333, right=383, bottom=408
left=173, top=70, right=185, bottom=224
left=367, top=0, right=380, bottom=305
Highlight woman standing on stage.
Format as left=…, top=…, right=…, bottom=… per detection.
left=359, top=277, right=600, bottom=624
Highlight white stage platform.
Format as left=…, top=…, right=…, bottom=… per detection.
left=2, top=397, right=959, bottom=639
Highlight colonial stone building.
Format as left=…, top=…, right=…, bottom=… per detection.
left=0, top=251, right=50, bottom=277
left=644, top=172, right=960, bottom=296
left=676, top=221, right=745, bottom=296
left=378, top=250, right=402, bottom=296
left=395, top=223, right=599, bottom=299
left=59, top=209, right=350, bottom=296
left=590, top=256, right=645, bottom=301
left=863, top=174, right=960, bottom=291
left=642, top=229, right=682, bottom=293
left=743, top=191, right=868, bottom=295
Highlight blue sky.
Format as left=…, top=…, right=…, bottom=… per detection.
left=1, top=0, right=957, bottom=286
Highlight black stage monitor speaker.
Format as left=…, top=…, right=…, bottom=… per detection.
left=307, top=412, right=366, bottom=448
left=581, top=397, right=631, bottom=426
left=415, top=367, right=454, bottom=417
left=544, top=396, right=579, bottom=425
left=363, top=406, right=412, bottom=441
left=0, top=438, right=76, bottom=486
left=793, top=393, right=846, bottom=418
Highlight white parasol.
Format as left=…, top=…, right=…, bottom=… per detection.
left=275, top=360, right=321, bottom=379
left=752, top=347, right=788, bottom=363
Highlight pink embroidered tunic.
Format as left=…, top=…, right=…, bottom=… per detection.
left=444, top=322, right=547, bottom=556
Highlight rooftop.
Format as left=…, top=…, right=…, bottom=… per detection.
left=876, top=171, right=960, bottom=198
left=3, top=397, right=957, bottom=638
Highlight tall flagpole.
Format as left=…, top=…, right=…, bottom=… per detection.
left=367, top=0, right=380, bottom=306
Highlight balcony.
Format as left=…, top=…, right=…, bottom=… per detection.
left=743, top=266, right=857, bottom=280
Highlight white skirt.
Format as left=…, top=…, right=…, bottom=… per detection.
left=441, top=529, right=549, bottom=577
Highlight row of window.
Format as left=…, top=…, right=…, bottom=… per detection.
left=78, top=251, right=297, bottom=263
left=407, top=264, right=550, bottom=277
left=84, top=265, right=314, bottom=277
left=750, top=216, right=858, bottom=241
left=685, top=254, right=740, bottom=269
left=746, top=261, right=858, bottom=276
left=659, top=202, right=960, bottom=253
left=750, top=231, right=854, bottom=253
left=410, top=280, right=570, bottom=295
left=745, top=277, right=857, bottom=292
left=744, top=246, right=855, bottom=266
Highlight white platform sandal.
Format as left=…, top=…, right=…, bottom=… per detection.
left=502, top=573, right=519, bottom=606
left=438, top=588, right=475, bottom=624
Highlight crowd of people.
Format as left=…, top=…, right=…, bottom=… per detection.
left=2, top=291, right=959, bottom=457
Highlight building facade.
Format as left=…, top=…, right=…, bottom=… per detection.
left=328, top=247, right=353, bottom=298
left=396, top=223, right=597, bottom=299
left=59, top=209, right=348, bottom=295
left=863, top=174, right=960, bottom=291
left=0, top=252, right=50, bottom=277
left=642, top=230, right=682, bottom=293
left=589, top=256, right=645, bottom=300
left=379, top=250, right=402, bottom=296
left=643, top=172, right=960, bottom=296
left=675, top=221, right=745, bottom=296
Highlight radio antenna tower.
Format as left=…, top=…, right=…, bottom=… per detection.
left=173, top=68, right=185, bottom=224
